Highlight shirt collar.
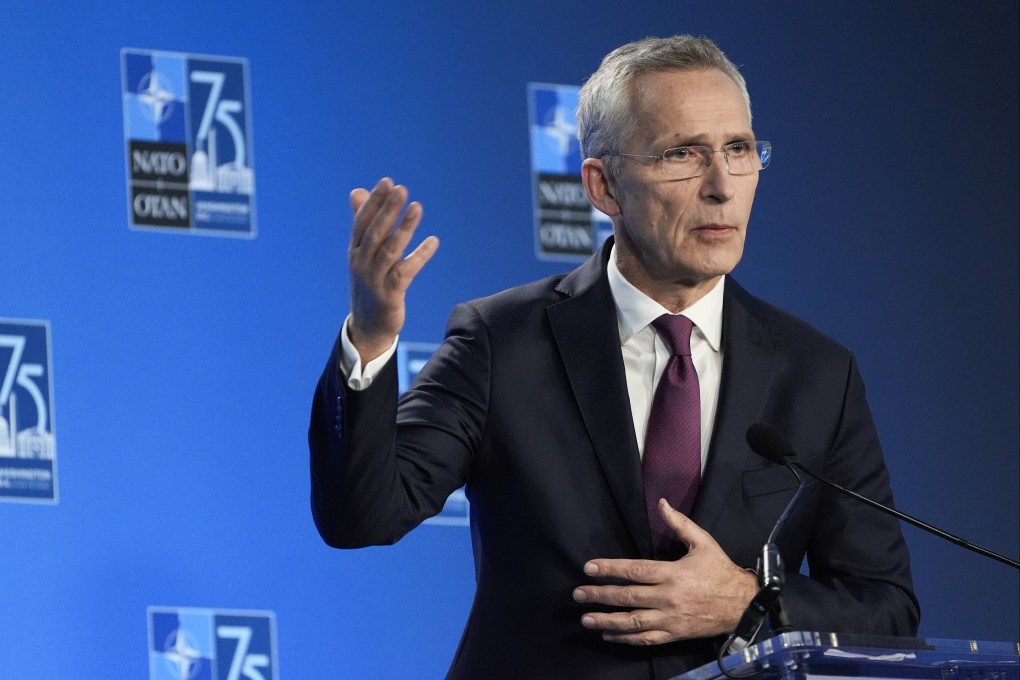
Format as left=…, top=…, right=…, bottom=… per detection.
left=607, top=245, right=725, bottom=351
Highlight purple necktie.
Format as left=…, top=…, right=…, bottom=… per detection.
left=643, top=314, right=701, bottom=557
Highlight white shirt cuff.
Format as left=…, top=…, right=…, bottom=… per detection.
left=339, top=315, right=399, bottom=391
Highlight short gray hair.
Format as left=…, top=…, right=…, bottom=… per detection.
left=576, top=35, right=752, bottom=167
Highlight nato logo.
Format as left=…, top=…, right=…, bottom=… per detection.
left=122, top=49, right=257, bottom=237
left=148, top=607, right=277, bottom=680
left=398, top=342, right=470, bottom=527
left=528, top=83, right=612, bottom=261
left=0, top=319, right=57, bottom=504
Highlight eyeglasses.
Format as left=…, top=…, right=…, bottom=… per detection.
left=602, top=140, right=772, bottom=179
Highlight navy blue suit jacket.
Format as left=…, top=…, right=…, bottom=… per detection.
left=310, top=239, right=918, bottom=679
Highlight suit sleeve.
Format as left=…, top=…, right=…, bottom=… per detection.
left=308, top=302, right=490, bottom=548
left=779, top=352, right=921, bottom=636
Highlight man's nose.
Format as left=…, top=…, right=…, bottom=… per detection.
left=699, top=153, right=736, bottom=202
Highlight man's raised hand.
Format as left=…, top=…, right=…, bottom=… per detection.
left=347, top=178, right=439, bottom=364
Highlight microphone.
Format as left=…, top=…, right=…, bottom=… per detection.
left=746, top=422, right=795, bottom=464
left=745, top=422, right=1020, bottom=570
left=721, top=426, right=807, bottom=656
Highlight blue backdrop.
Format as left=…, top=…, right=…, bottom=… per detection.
left=0, top=1, right=1016, bottom=678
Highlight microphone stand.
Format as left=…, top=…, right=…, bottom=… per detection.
left=787, top=460, right=1019, bottom=570
left=718, top=463, right=806, bottom=677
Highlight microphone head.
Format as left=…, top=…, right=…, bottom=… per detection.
left=746, top=422, right=797, bottom=464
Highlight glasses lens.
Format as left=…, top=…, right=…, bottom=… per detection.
left=661, top=146, right=708, bottom=179
left=725, top=141, right=771, bottom=175
left=756, top=142, right=771, bottom=171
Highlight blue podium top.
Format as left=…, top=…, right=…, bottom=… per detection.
left=673, top=631, right=1019, bottom=680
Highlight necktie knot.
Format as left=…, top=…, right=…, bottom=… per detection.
left=651, top=314, right=694, bottom=357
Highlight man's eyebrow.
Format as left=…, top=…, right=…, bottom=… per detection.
left=659, top=131, right=756, bottom=147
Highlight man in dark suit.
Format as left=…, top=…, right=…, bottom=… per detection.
left=309, top=35, right=918, bottom=679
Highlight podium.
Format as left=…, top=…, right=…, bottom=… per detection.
left=673, top=631, right=1019, bottom=680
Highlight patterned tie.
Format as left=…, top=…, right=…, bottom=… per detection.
left=643, top=314, right=701, bottom=557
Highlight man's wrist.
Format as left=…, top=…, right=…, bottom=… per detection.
left=340, top=315, right=399, bottom=390
left=348, top=322, right=396, bottom=366
left=725, top=567, right=760, bottom=631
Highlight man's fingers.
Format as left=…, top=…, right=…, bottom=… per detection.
left=579, top=611, right=675, bottom=646
left=657, top=498, right=710, bottom=548
left=350, top=178, right=393, bottom=248
left=350, top=178, right=414, bottom=257
left=600, top=630, right=676, bottom=646
left=581, top=557, right=666, bottom=585
left=381, top=234, right=439, bottom=296
left=360, top=201, right=436, bottom=296
left=357, top=183, right=410, bottom=253
left=349, top=187, right=370, bottom=214
left=573, top=583, right=655, bottom=608
left=349, top=181, right=437, bottom=287
left=396, top=235, right=440, bottom=283
left=371, top=200, right=423, bottom=266
left=580, top=610, right=661, bottom=633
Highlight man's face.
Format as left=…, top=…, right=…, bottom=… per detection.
left=604, top=68, right=759, bottom=300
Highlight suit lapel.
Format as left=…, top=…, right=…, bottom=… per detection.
left=546, top=242, right=652, bottom=558
left=692, top=279, right=782, bottom=534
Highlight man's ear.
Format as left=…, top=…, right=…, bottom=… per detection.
left=582, top=158, right=621, bottom=218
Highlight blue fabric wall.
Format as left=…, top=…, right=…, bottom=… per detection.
left=1, top=1, right=1016, bottom=677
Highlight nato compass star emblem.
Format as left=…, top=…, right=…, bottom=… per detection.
left=161, top=627, right=205, bottom=680
left=542, top=102, right=577, bottom=158
left=135, top=71, right=176, bottom=124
